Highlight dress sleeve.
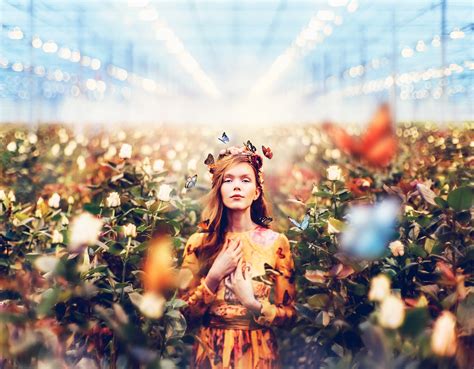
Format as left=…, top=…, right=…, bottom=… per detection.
left=178, top=233, right=217, bottom=324
left=253, top=233, right=297, bottom=328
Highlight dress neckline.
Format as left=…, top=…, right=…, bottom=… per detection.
left=226, top=225, right=261, bottom=234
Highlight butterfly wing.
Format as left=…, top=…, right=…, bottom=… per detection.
left=204, top=153, right=215, bottom=166
left=218, top=132, right=229, bottom=144
left=262, top=145, right=273, bottom=159
left=185, top=174, right=198, bottom=189
left=300, top=214, right=310, bottom=230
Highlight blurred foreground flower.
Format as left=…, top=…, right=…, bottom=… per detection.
left=379, top=295, right=405, bottom=329
left=0, top=189, right=6, bottom=201
left=369, top=274, right=391, bottom=302
left=129, top=292, right=165, bottom=319
left=69, top=213, right=103, bottom=252
left=327, top=165, right=343, bottom=181
left=106, top=192, right=121, bottom=207
left=34, top=255, right=59, bottom=274
left=48, top=192, right=61, bottom=208
left=340, top=197, right=401, bottom=259
left=157, top=184, right=173, bottom=202
left=119, top=143, right=132, bottom=159
left=8, top=191, right=15, bottom=202
left=143, top=234, right=175, bottom=293
left=388, top=240, right=405, bottom=256
left=431, top=311, right=457, bottom=357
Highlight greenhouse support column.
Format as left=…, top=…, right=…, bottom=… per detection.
left=440, top=0, right=447, bottom=124
left=28, top=0, right=35, bottom=126
left=390, top=7, right=397, bottom=124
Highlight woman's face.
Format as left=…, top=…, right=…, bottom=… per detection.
left=220, top=162, right=260, bottom=211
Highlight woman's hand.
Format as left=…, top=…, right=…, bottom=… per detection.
left=206, top=238, right=243, bottom=291
left=225, top=258, right=261, bottom=313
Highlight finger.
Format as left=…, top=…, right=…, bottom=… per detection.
left=224, top=279, right=234, bottom=292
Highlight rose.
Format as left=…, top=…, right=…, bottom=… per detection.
left=157, top=184, right=172, bottom=202
left=368, top=274, right=391, bottom=302
left=52, top=230, right=64, bottom=244
left=106, top=192, right=121, bottom=207
left=69, top=213, right=103, bottom=252
left=119, top=143, right=132, bottom=159
left=326, top=165, right=343, bottom=181
left=48, top=192, right=61, bottom=208
left=123, top=223, right=137, bottom=238
left=431, top=311, right=457, bottom=356
left=388, top=240, right=405, bottom=256
left=379, top=295, right=405, bottom=329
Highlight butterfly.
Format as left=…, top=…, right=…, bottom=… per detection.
left=244, top=140, right=257, bottom=153
left=252, top=262, right=283, bottom=286
left=340, top=197, right=401, bottom=259
left=197, top=219, right=211, bottom=232
left=258, top=216, right=273, bottom=226
left=218, top=132, right=229, bottom=144
left=322, top=104, right=397, bottom=168
left=262, top=145, right=273, bottom=159
left=184, top=174, right=197, bottom=189
left=204, top=153, right=215, bottom=166
left=288, top=213, right=310, bottom=231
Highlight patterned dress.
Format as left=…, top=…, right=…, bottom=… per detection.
left=179, top=227, right=296, bottom=369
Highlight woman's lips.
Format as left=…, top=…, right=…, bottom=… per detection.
left=231, top=195, right=244, bottom=199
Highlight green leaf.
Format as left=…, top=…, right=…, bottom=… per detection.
left=307, top=294, right=329, bottom=308
left=400, top=307, right=429, bottom=337
left=434, top=197, right=448, bottom=208
left=313, top=191, right=333, bottom=198
left=457, top=292, right=474, bottom=336
left=424, top=238, right=436, bottom=254
left=36, top=287, right=60, bottom=317
left=447, top=186, right=473, bottom=211
left=83, top=203, right=101, bottom=215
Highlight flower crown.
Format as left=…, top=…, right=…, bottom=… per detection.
left=204, top=140, right=273, bottom=187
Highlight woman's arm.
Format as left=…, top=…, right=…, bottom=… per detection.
left=178, top=234, right=217, bottom=324
left=252, top=233, right=297, bottom=328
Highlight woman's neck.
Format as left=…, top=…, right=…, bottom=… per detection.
left=226, top=209, right=257, bottom=233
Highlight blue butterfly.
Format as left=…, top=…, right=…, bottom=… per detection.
left=185, top=174, right=197, bottom=189
left=288, top=213, right=310, bottom=231
left=218, top=132, right=230, bottom=144
left=340, top=197, right=401, bottom=259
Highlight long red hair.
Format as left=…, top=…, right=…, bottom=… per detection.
left=196, top=154, right=271, bottom=276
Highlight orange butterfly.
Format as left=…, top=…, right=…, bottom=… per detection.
left=198, top=219, right=211, bottom=232
left=323, top=104, right=397, bottom=168
left=262, top=145, right=273, bottom=159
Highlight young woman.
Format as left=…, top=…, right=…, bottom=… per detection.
left=179, top=145, right=296, bottom=369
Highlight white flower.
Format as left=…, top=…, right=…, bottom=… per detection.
left=153, top=159, right=164, bottom=172
left=129, top=292, right=165, bottom=319
left=52, top=230, right=64, bottom=244
left=106, top=192, right=121, bottom=207
left=7, top=191, right=15, bottom=202
left=368, top=274, right=391, bottom=302
left=431, top=311, right=457, bottom=357
left=157, top=184, right=172, bottom=202
left=7, top=141, right=17, bottom=152
left=34, top=255, right=59, bottom=274
left=388, top=240, right=405, bottom=256
left=61, top=215, right=69, bottom=226
left=379, top=295, right=405, bottom=329
left=177, top=268, right=194, bottom=290
left=0, top=190, right=6, bottom=201
left=123, top=223, right=137, bottom=238
left=327, top=165, right=343, bottom=181
left=67, top=196, right=75, bottom=205
left=69, top=213, right=103, bottom=252
left=119, top=143, right=132, bottom=159
left=48, top=193, right=61, bottom=208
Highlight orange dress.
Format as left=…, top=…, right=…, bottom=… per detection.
left=179, top=227, right=296, bottom=369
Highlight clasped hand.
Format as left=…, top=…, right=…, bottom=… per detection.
left=208, top=237, right=261, bottom=313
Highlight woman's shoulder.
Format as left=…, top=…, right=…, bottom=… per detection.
left=249, top=226, right=285, bottom=248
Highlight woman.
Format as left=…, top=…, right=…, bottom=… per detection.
left=179, top=145, right=296, bottom=369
